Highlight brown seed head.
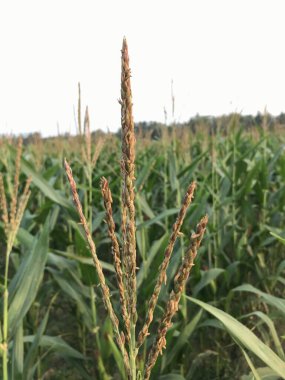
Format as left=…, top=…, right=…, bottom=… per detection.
left=120, top=37, right=137, bottom=322
left=143, top=215, right=208, bottom=380
left=137, top=181, right=197, bottom=348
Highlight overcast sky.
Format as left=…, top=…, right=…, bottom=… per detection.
left=0, top=0, right=284, bottom=137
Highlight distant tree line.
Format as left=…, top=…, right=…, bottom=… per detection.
left=8, top=111, right=285, bottom=143
left=132, top=112, right=285, bottom=140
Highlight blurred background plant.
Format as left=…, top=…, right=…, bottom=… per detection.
left=0, top=106, right=285, bottom=378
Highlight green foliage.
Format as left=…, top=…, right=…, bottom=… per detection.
left=187, top=297, right=285, bottom=378
left=1, top=124, right=285, bottom=378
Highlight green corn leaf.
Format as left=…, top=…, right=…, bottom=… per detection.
left=165, top=309, right=203, bottom=367
left=137, top=208, right=179, bottom=230
left=23, top=309, right=50, bottom=379
left=240, top=346, right=262, bottom=380
left=49, top=269, right=93, bottom=329
left=17, top=151, right=75, bottom=213
left=8, top=216, right=50, bottom=336
left=11, top=322, right=24, bottom=380
left=159, top=375, right=185, bottom=380
left=187, top=296, right=285, bottom=378
left=137, top=233, right=168, bottom=289
left=270, top=232, right=285, bottom=245
left=233, top=284, right=285, bottom=316
left=193, top=268, right=225, bottom=296
left=23, top=335, right=85, bottom=360
left=106, top=334, right=127, bottom=380
left=241, top=311, right=285, bottom=360
left=241, top=366, right=281, bottom=380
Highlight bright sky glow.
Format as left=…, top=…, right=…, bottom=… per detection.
left=0, top=0, right=284, bottom=136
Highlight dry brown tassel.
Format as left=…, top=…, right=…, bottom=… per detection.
left=137, top=181, right=197, bottom=348
left=0, top=174, right=9, bottom=235
left=100, top=177, right=130, bottom=342
left=92, top=137, right=104, bottom=167
left=10, top=137, right=23, bottom=227
left=8, top=189, right=31, bottom=250
left=120, top=37, right=137, bottom=322
left=144, top=215, right=208, bottom=380
left=84, top=106, right=91, bottom=164
left=64, top=159, right=131, bottom=376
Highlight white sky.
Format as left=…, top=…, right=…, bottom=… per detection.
left=0, top=0, right=285, bottom=137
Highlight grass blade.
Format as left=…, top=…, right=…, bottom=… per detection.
left=187, top=296, right=285, bottom=378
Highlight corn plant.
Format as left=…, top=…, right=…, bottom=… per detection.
left=64, top=38, right=208, bottom=379
left=0, top=138, right=31, bottom=380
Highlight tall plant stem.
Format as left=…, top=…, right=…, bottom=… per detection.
left=211, top=134, right=219, bottom=268
left=232, top=124, right=237, bottom=255
left=88, top=162, right=109, bottom=379
left=3, top=242, right=12, bottom=380
left=171, top=133, right=187, bottom=322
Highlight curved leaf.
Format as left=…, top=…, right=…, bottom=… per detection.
left=187, top=296, right=285, bottom=379
left=23, top=335, right=84, bottom=359
left=233, top=284, right=285, bottom=316
left=193, top=268, right=225, bottom=296
left=8, top=217, right=50, bottom=336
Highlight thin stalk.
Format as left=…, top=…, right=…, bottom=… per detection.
left=172, top=139, right=187, bottom=322
left=90, top=288, right=109, bottom=379
left=262, top=189, right=268, bottom=225
left=163, top=137, right=169, bottom=230
left=76, top=308, right=84, bottom=355
left=232, top=119, right=237, bottom=255
left=82, top=324, right=86, bottom=357
left=88, top=151, right=109, bottom=379
left=2, top=243, right=11, bottom=380
left=211, top=134, right=218, bottom=268
left=88, top=163, right=92, bottom=232
left=81, top=165, right=88, bottom=359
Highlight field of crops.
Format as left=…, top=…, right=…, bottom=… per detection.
left=0, top=117, right=285, bottom=379
left=1, top=42, right=285, bottom=380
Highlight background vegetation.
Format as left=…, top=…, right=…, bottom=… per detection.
left=0, top=116, right=285, bottom=379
